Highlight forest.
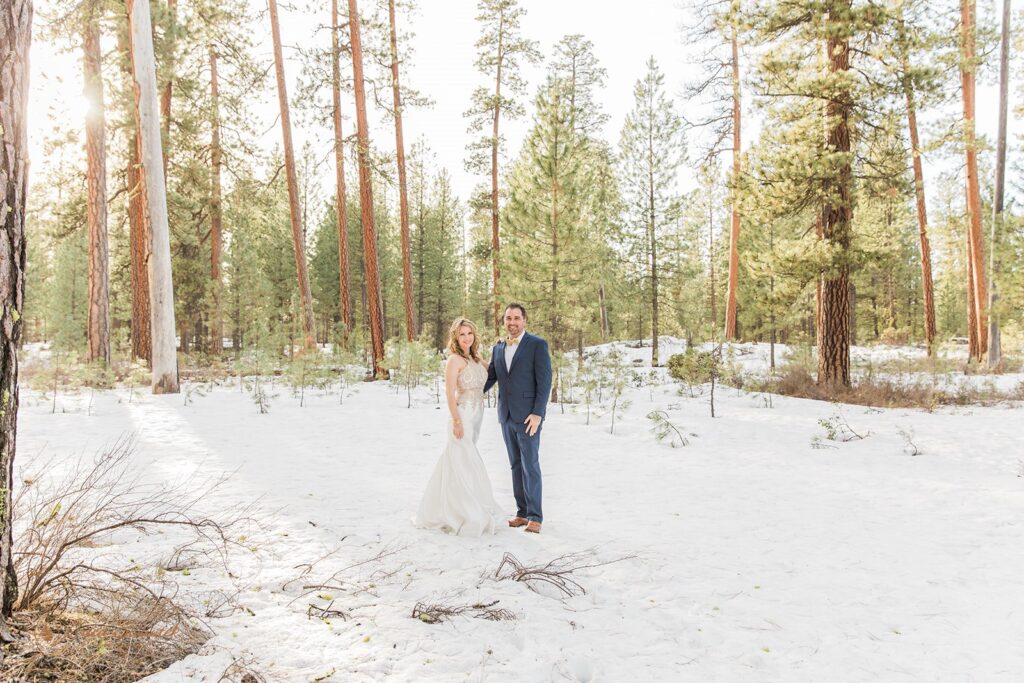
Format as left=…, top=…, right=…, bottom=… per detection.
left=1, top=0, right=1023, bottom=680
left=15, top=0, right=1023, bottom=391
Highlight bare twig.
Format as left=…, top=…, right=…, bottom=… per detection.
left=12, top=434, right=261, bottom=613
left=494, top=551, right=634, bottom=598
left=411, top=599, right=514, bottom=624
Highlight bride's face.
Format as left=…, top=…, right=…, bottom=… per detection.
left=457, top=325, right=475, bottom=353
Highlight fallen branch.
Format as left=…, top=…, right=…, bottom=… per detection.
left=411, top=599, right=514, bottom=624
left=494, top=550, right=634, bottom=598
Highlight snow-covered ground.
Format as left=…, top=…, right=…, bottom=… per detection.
left=15, top=343, right=1024, bottom=682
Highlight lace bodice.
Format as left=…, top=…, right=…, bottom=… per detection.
left=456, top=360, right=487, bottom=408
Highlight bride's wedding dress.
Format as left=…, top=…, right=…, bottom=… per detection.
left=415, top=360, right=499, bottom=536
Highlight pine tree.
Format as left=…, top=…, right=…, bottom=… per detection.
left=268, top=0, right=317, bottom=349
left=465, top=0, right=540, bottom=338
left=987, top=0, right=1011, bottom=368
left=749, top=1, right=892, bottom=387
left=83, top=0, right=110, bottom=365
left=387, top=0, right=416, bottom=341
left=890, top=3, right=941, bottom=356
left=331, top=0, right=353, bottom=341
left=618, top=57, right=685, bottom=367
left=128, top=0, right=179, bottom=392
left=1, top=0, right=32, bottom=626
left=504, top=77, right=590, bottom=396
left=348, top=0, right=387, bottom=376
left=549, top=34, right=609, bottom=137
left=684, top=0, right=745, bottom=341
left=959, top=0, right=988, bottom=360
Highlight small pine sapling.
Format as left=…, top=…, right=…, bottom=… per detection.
left=647, top=410, right=689, bottom=447
left=578, top=364, right=599, bottom=425
left=602, top=350, right=633, bottom=434
left=384, top=338, right=439, bottom=408
left=667, top=345, right=724, bottom=416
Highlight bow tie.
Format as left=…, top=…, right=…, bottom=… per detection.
left=506, top=337, right=520, bottom=346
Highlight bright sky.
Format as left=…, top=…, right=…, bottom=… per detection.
left=27, top=0, right=1015, bottom=222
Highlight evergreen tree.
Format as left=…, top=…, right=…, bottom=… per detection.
left=618, top=57, right=685, bottom=367
left=464, top=0, right=541, bottom=338
left=504, top=76, right=591, bottom=390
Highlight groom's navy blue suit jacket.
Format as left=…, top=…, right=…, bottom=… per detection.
left=484, top=332, right=553, bottom=424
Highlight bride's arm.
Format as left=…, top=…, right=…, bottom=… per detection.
left=445, top=356, right=466, bottom=439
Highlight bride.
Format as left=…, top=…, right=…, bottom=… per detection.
left=414, top=318, right=500, bottom=536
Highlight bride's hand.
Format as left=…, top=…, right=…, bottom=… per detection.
left=453, top=420, right=464, bottom=440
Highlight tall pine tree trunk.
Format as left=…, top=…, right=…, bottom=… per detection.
left=898, top=17, right=937, bottom=356
left=128, top=0, right=178, bottom=393
left=0, top=0, right=33, bottom=629
left=817, top=1, right=852, bottom=387
left=209, top=45, right=223, bottom=356
left=388, top=0, right=415, bottom=341
left=960, top=0, right=988, bottom=360
left=84, top=7, right=110, bottom=365
left=331, top=0, right=353, bottom=342
left=709, top=200, right=716, bottom=330
left=269, top=0, right=317, bottom=349
left=490, top=19, right=505, bottom=340
left=348, top=0, right=386, bottom=377
left=118, top=26, right=152, bottom=363
left=966, top=221, right=980, bottom=358
left=988, top=0, right=1010, bottom=368
left=128, top=129, right=151, bottom=362
left=724, top=10, right=741, bottom=341
left=160, top=0, right=175, bottom=178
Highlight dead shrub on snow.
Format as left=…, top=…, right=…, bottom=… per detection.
left=0, top=434, right=260, bottom=681
left=768, top=366, right=1018, bottom=409
left=494, top=550, right=633, bottom=598
left=411, top=599, right=514, bottom=624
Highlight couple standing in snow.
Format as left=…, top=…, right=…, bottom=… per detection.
left=414, top=303, right=553, bottom=536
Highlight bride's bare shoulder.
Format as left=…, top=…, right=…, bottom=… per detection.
left=446, top=354, right=469, bottom=369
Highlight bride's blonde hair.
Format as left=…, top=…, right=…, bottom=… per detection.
left=447, top=318, right=481, bottom=362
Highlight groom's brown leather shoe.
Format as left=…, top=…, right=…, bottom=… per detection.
left=508, top=517, right=528, bottom=528
left=525, top=521, right=541, bottom=534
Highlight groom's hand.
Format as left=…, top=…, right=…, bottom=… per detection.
left=524, top=414, right=542, bottom=436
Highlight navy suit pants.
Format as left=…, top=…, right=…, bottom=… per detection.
left=500, top=416, right=543, bottom=523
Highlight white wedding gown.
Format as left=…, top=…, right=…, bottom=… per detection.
left=415, top=360, right=499, bottom=536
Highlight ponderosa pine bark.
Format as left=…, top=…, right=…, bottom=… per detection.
left=960, top=0, right=988, bottom=360
left=724, top=7, right=741, bottom=341
left=84, top=5, right=110, bottom=365
left=331, top=0, right=353, bottom=341
left=117, top=26, right=152, bottom=363
left=0, top=0, right=33, bottom=629
left=388, top=0, right=415, bottom=341
left=896, top=14, right=937, bottom=357
left=128, top=129, right=152, bottom=362
left=268, top=0, right=317, bottom=349
left=817, top=1, right=853, bottom=387
left=348, top=0, right=386, bottom=376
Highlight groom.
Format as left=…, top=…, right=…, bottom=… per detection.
left=484, top=303, right=552, bottom=534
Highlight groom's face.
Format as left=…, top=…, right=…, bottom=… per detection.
left=504, top=308, right=525, bottom=338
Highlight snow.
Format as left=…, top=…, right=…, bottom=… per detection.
left=15, top=343, right=1024, bottom=681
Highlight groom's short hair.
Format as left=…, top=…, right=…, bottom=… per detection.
left=504, top=303, right=527, bottom=320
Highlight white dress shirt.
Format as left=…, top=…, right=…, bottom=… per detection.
left=505, top=330, right=525, bottom=371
